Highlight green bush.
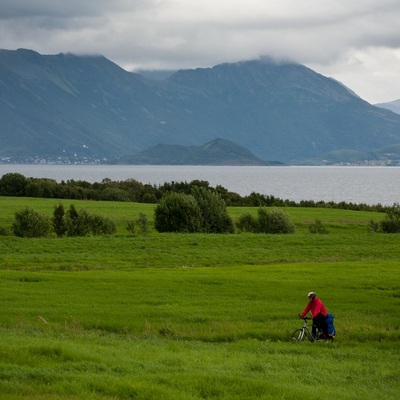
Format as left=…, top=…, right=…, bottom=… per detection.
left=380, top=219, right=400, bottom=233
left=191, top=186, right=234, bottom=233
left=154, top=188, right=234, bottom=233
left=236, top=208, right=295, bottom=234
left=257, top=208, right=295, bottom=234
left=12, top=207, right=51, bottom=238
left=89, top=214, right=117, bottom=235
left=64, top=204, right=116, bottom=236
left=370, top=203, right=400, bottom=233
left=154, top=193, right=202, bottom=233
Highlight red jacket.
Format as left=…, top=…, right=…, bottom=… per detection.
left=300, top=297, right=327, bottom=318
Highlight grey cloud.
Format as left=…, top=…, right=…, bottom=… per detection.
left=0, top=0, right=399, bottom=102
left=0, top=0, right=154, bottom=19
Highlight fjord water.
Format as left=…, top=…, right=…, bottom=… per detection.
left=0, top=165, right=399, bottom=206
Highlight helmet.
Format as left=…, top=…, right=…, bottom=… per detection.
left=308, top=292, right=316, bottom=299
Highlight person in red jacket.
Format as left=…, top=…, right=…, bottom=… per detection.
left=299, top=292, right=328, bottom=339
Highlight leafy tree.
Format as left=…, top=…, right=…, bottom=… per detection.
left=0, top=173, right=28, bottom=196
left=257, top=208, right=295, bottom=234
left=12, top=207, right=51, bottom=238
left=154, top=193, right=202, bottom=233
left=52, top=203, right=67, bottom=237
left=191, top=186, right=234, bottom=233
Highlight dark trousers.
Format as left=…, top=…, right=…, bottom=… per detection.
left=312, top=314, right=328, bottom=337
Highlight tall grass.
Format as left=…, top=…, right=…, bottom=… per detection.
left=0, top=196, right=399, bottom=399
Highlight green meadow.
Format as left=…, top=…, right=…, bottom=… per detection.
left=0, top=197, right=399, bottom=399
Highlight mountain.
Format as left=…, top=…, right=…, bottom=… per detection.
left=136, top=69, right=177, bottom=80
left=116, top=138, right=280, bottom=165
left=1, top=49, right=400, bottom=165
left=375, top=99, right=400, bottom=115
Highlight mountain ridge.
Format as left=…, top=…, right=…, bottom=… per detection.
left=1, top=49, right=400, bottom=165
left=116, top=138, right=281, bottom=166
left=375, top=99, right=400, bottom=115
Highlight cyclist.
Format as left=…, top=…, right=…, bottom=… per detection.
left=299, top=292, right=328, bottom=339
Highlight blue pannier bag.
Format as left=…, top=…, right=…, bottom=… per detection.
left=325, top=313, right=336, bottom=339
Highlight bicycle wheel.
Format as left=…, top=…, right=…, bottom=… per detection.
left=291, top=329, right=305, bottom=341
left=292, top=328, right=314, bottom=342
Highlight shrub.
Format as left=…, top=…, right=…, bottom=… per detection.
left=236, top=208, right=295, bottom=234
left=191, top=186, right=234, bottom=233
left=370, top=203, right=400, bottom=233
left=381, top=203, right=400, bottom=233
left=257, top=208, right=295, bottom=234
left=154, top=193, right=202, bottom=233
left=12, top=207, right=51, bottom=238
left=89, top=214, right=117, bottom=235
left=65, top=205, right=116, bottom=236
left=380, top=220, right=400, bottom=233
left=154, top=188, right=234, bottom=234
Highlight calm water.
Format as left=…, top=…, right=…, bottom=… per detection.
left=1, top=165, right=399, bottom=206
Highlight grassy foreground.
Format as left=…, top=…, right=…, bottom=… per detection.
left=0, top=197, right=399, bottom=399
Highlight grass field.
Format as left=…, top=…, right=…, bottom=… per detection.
left=0, top=197, right=399, bottom=399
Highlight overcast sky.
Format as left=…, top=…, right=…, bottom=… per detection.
left=1, top=0, right=399, bottom=103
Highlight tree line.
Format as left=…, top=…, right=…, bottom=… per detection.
left=2, top=172, right=399, bottom=237
left=0, top=172, right=389, bottom=212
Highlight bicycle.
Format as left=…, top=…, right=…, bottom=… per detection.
left=291, top=317, right=327, bottom=342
